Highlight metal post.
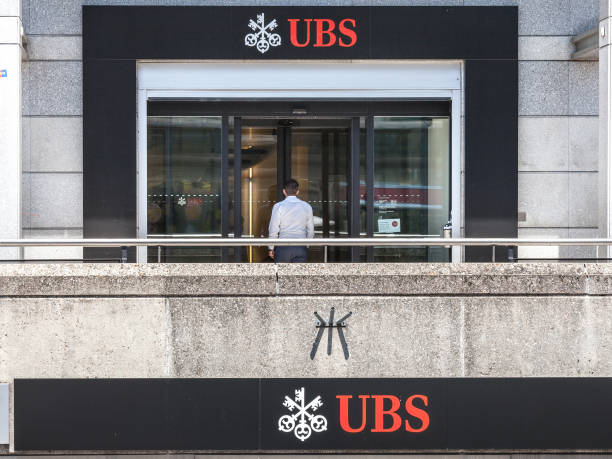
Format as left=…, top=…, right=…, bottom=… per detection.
left=600, top=2, right=612, bottom=259
left=366, top=116, right=374, bottom=262
left=221, top=116, right=229, bottom=262
left=120, top=246, right=128, bottom=263
left=164, top=127, right=173, bottom=233
left=157, top=245, right=161, bottom=263
left=349, top=117, right=361, bottom=262
left=324, top=246, right=328, bottom=263
left=233, top=117, right=242, bottom=262
left=492, top=245, right=496, bottom=263
left=277, top=125, right=286, bottom=203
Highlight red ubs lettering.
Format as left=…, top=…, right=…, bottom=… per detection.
left=288, top=18, right=357, bottom=48
left=336, top=394, right=430, bottom=433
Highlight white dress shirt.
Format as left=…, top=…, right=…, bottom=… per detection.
left=268, top=195, right=315, bottom=250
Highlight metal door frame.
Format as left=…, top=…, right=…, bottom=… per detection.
left=137, top=62, right=462, bottom=263
left=143, top=102, right=455, bottom=263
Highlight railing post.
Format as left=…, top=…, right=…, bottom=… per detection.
left=492, top=245, right=496, bottom=263
left=120, top=246, right=128, bottom=264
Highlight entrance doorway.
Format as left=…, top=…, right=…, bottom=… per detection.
left=238, top=118, right=351, bottom=262
left=146, top=101, right=452, bottom=263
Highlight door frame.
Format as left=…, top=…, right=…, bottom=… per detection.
left=137, top=61, right=462, bottom=263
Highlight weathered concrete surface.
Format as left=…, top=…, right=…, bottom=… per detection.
left=9, top=456, right=610, bottom=459
left=12, top=456, right=609, bottom=459
left=3, top=263, right=612, bottom=296
left=276, top=263, right=593, bottom=296
left=169, top=296, right=462, bottom=378
left=463, top=296, right=612, bottom=377
left=2, top=263, right=612, bottom=378
left=0, top=263, right=276, bottom=296
left=169, top=295, right=612, bottom=378
left=1, top=264, right=612, bottom=380
left=0, top=297, right=168, bottom=381
left=3, top=263, right=612, bottom=453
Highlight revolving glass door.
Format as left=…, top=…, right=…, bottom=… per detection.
left=236, top=118, right=351, bottom=262
left=145, top=101, right=452, bottom=263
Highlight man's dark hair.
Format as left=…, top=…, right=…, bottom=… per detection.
left=283, top=179, right=299, bottom=195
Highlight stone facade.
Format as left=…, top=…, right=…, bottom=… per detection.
left=517, top=0, right=600, bottom=259
left=18, top=0, right=600, bottom=260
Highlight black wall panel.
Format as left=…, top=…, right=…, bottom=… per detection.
left=83, top=6, right=517, bottom=61
left=445, top=378, right=612, bottom=450
left=465, top=59, right=519, bottom=261
left=82, top=59, right=136, bottom=261
left=83, top=6, right=518, bottom=262
left=368, top=6, right=516, bottom=59
left=15, top=379, right=259, bottom=451
left=15, top=378, right=612, bottom=452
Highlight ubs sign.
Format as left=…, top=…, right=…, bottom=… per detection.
left=15, top=378, right=612, bottom=451
left=244, top=12, right=357, bottom=54
left=276, top=387, right=429, bottom=443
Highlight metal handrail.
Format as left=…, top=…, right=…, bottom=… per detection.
left=0, top=238, right=611, bottom=247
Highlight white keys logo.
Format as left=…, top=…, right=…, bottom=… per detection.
left=245, top=13, right=281, bottom=54
left=278, top=387, right=327, bottom=442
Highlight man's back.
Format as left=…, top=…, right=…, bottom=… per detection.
left=268, top=195, right=314, bottom=240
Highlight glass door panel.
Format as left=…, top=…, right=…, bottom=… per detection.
left=240, top=119, right=278, bottom=262
left=147, top=116, right=223, bottom=262
left=373, top=116, right=450, bottom=262
left=145, top=107, right=452, bottom=264
left=290, top=119, right=351, bottom=262
left=238, top=118, right=351, bottom=263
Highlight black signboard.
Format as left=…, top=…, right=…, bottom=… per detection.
left=14, top=378, right=612, bottom=452
left=83, top=6, right=516, bottom=61
left=83, top=6, right=518, bottom=262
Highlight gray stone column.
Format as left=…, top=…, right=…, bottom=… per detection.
left=601, top=0, right=612, bottom=255
left=0, top=0, right=22, bottom=259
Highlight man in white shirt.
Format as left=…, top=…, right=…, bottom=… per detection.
left=268, top=179, right=314, bottom=262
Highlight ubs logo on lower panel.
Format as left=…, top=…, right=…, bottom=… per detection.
left=277, top=387, right=431, bottom=443
left=278, top=387, right=328, bottom=441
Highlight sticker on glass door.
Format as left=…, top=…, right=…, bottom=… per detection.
left=378, top=218, right=401, bottom=233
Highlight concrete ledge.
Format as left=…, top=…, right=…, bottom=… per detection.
left=0, top=263, right=277, bottom=296
left=277, top=263, right=594, bottom=296
left=1, top=263, right=612, bottom=297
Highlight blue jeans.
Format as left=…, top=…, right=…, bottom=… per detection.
left=274, top=246, right=308, bottom=263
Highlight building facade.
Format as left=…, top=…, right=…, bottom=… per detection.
left=0, top=0, right=601, bottom=263
left=2, top=0, right=612, bottom=456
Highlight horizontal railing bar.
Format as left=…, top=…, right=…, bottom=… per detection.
left=0, top=238, right=612, bottom=247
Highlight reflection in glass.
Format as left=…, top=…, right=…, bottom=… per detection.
left=373, top=116, right=450, bottom=262
left=239, top=120, right=278, bottom=262
left=145, top=114, right=451, bottom=263
left=147, top=116, right=222, bottom=262
left=238, top=119, right=351, bottom=263
left=291, top=119, right=350, bottom=262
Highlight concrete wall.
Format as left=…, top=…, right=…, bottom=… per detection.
left=9, top=456, right=612, bottom=459
left=19, top=0, right=600, bottom=260
left=2, top=263, right=612, bottom=452
left=2, top=263, right=612, bottom=382
left=3, top=263, right=612, bottom=452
